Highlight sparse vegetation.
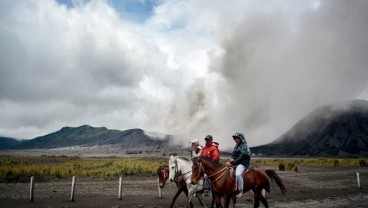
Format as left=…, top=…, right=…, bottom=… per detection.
left=278, top=162, right=286, bottom=171
left=0, top=155, right=167, bottom=182
left=359, top=159, right=367, bottom=167
left=1, top=155, right=367, bottom=182
left=252, top=157, right=368, bottom=173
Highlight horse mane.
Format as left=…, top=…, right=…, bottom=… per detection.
left=201, top=156, right=223, bottom=167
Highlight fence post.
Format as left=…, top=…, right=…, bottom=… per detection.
left=118, top=176, right=122, bottom=200
left=357, top=172, right=361, bottom=189
left=29, top=176, right=34, bottom=202
left=70, top=176, right=76, bottom=202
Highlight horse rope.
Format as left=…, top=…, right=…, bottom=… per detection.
left=200, top=161, right=232, bottom=182
left=196, top=161, right=234, bottom=193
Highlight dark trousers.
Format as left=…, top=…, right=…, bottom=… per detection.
left=204, top=177, right=211, bottom=190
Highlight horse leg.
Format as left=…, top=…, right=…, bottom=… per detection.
left=210, top=191, right=215, bottom=208
left=170, top=186, right=184, bottom=208
left=253, top=196, right=260, bottom=208
left=253, top=190, right=268, bottom=208
left=195, top=192, right=206, bottom=208
left=187, top=185, right=197, bottom=208
left=257, top=190, right=268, bottom=208
left=231, top=194, right=237, bottom=208
left=223, top=194, right=232, bottom=208
left=215, top=195, right=223, bottom=208
left=253, top=189, right=260, bottom=208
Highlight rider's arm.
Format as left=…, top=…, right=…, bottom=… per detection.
left=230, top=152, right=250, bottom=166
left=192, top=147, right=202, bottom=158
left=231, top=147, right=236, bottom=160
left=211, top=147, right=220, bottom=162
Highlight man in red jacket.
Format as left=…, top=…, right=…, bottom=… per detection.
left=200, top=135, right=220, bottom=196
left=200, top=135, right=220, bottom=162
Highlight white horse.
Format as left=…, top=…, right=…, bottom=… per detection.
left=168, top=155, right=206, bottom=207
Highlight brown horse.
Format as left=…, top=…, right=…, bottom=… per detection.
left=157, top=164, right=195, bottom=208
left=191, top=157, right=286, bottom=208
left=157, top=165, right=170, bottom=189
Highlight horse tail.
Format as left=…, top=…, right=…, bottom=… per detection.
left=265, top=169, right=286, bottom=195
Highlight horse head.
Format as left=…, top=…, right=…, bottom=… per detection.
left=168, top=155, right=178, bottom=182
left=191, top=157, right=204, bottom=185
left=169, top=155, right=194, bottom=184
left=157, top=165, right=169, bottom=188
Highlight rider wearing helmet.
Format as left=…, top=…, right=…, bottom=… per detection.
left=226, top=132, right=251, bottom=198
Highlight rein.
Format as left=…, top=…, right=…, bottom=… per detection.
left=198, top=160, right=232, bottom=183
left=194, top=160, right=233, bottom=193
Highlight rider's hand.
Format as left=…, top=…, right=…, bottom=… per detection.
left=225, top=162, right=232, bottom=166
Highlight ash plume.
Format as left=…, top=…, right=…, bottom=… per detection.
left=165, top=0, right=368, bottom=150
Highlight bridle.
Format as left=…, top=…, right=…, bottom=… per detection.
left=172, top=157, right=192, bottom=182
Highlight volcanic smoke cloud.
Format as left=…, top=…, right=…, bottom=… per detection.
left=165, top=0, right=368, bottom=149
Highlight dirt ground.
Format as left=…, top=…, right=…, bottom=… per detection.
left=0, top=166, right=367, bottom=208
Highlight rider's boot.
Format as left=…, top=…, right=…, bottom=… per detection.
left=236, top=189, right=243, bottom=198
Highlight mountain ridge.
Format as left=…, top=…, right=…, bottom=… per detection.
left=0, top=125, right=184, bottom=155
left=251, top=99, right=368, bottom=157
left=1, top=100, right=368, bottom=157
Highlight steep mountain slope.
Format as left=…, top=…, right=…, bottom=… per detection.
left=251, top=100, right=368, bottom=157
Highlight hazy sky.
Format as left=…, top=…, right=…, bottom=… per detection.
left=1, top=0, right=367, bottom=150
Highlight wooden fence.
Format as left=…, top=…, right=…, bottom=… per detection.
left=27, top=175, right=162, bottom=202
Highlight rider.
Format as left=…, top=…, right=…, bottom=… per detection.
left=201, top=135, right=220, bottom=161
left=189, top=139, right=203, bottom=159
left=200, top=135, right=220, bottom=196
left=226, top=132, right=251, bottom=198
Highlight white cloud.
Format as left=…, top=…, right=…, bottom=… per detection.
left=0, top=0, right=175, bottom=138
left=0, top=0, right=367, bottom=152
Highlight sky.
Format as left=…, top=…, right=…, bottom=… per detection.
left=0, top=0, right=367, bottom=150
